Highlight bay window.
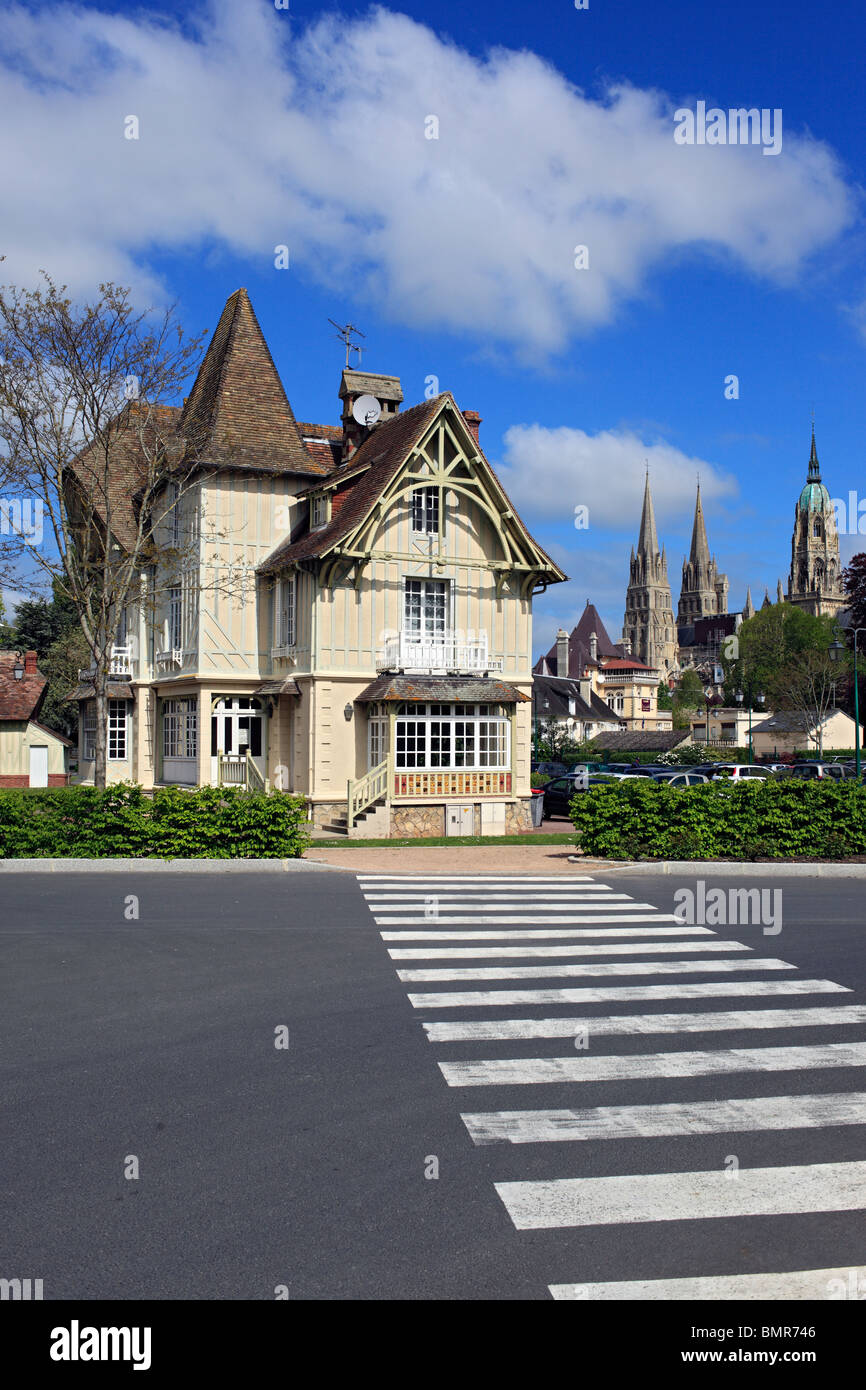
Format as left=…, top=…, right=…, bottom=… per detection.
left=393, top=703, right=509, bottom=771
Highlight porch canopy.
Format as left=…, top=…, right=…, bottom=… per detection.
left=355, top=674, right=527, bottom=801
left=66, top=681, right=135, bottom=702
left=355, top=674, right=528, bottom=704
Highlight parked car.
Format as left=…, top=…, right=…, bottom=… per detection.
left=651, top=771, right=710, bottom=787
left=790, top=761, right=855, bottom=780
left=541, top=772, right=620, bottom=819
left=531, top=760, right=569, bottom=779
left=710, top=764, right=773, bottom=782
left=605, top=763, right=637, bottom=774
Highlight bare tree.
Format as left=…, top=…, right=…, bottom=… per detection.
left=780, top=646, right=850, bottom=757
left=0, top=269, right=206, bottom=786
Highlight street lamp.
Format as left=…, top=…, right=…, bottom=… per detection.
left=734, top=683, right=765, bottom=764
left=703, top=686, right=714, bottom=746
left=830, top=631, right=864, bottom=777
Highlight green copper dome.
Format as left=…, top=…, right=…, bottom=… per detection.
left=799, top=479, right=831, bottom=512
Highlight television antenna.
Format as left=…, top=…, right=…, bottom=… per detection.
left=329, top=319, right=366, bottom=367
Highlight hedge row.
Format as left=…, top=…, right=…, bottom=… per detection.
left=569, top=779, right=866, bottom=860
left=0, top=784, right=311, bottom=859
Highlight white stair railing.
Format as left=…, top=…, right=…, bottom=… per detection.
left=347, top=757, right=389, bottom=829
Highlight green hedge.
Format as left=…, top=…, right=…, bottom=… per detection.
left=569, top=779, right=866, bottom=860
left=0, top=784, right=311, bottom=859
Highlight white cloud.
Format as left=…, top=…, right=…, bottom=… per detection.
left=0, top=2, right=856, bottom=354
left=497, top=424, right=738, bottom=530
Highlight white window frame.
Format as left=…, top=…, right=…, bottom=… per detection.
left=169, top=482, right=180, bottom=545
left=393, top=702, right=510, bottom=772
left=310, top=494, right=329, bottom=530
left=276, top=574, right=296, bottom=649
left=403, top=578, right=450, bottom=641
left=107, top=699, right=128, bottom=761
left=411, top=486, right=440, bottom=535
left=163, top=697, right=198, bottom=761
left=168, top=585, right=183, bottom=650
left=83, top=705, right=97, bottom=761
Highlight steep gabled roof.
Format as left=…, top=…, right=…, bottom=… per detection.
left=178, top=289, right=325, bottom=476
left=259, top=397, right=442, bottom=570
left=533, top=602, right=623, bottom=677
left=258, top=393, right=565, bottom=582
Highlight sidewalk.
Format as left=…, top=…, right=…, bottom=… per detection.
left=304, top=844, right=609, bottom=873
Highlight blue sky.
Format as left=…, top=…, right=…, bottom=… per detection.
left=2, top=0, right=865, bottom=654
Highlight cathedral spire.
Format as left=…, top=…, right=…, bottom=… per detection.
left=637, top=470, right=659, bottom=557
left=808, top=427, right=821, bottom=483
left=688, top=484, right=711, bottom=567
left=743, top=586, right=755, bottom=620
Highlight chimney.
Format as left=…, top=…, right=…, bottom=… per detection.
left=339, top=369, right=403, bottom=464
left=589, top=631, right=598, bottom=663
left=555, top=628, right=569, bottom=677
left=462, top=410, right=482, bottom=444
left=24, top=650, right=37, bottom=675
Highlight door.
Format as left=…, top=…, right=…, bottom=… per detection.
left=29, top=744, right=49, bottom=787
left=210, top=697, right=266, bottom=785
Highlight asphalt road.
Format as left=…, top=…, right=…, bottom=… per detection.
left=2, top=866, right=866, bottom=1300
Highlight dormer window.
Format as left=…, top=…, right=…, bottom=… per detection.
left=310, top=494, right=330, bottom=530
left=411, top=486, right=440, bottom=535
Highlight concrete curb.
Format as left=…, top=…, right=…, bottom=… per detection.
left=0, top=857, right=334, bottom=873
left=571, top=858, right=866, bottom=878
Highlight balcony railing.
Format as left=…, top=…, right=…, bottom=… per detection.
left=155, top=648, right=184, bottom=670
left=393, top=769, right=511, bottom=799
left=378, top=631, right=502, bottom=673
left=78, top=644, right=135, bottom=680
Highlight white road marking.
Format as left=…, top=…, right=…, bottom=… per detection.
left=397, top=958, right=792, bottom=983
left=440, top=1041, right=866, bottom=1087
left=423, top=1005, right=866, bottom=1042
left=376, top=914, right=678, bottom=926
left=363, top=890, right=623, bottom=900
left=462, top=1091, right=866, bottom=1144
left=407, top=978, right=848, bottom=1009
left=549, top=1267, right=866, bottom=1300
left=388, top=941, right=749, bottom=961
left=357, top=875, right=598, bottom=883
left=496, top=1160, right=866, bottom=1229
left=381, top=927, right=714, bottom=940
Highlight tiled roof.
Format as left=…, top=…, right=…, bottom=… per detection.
left=66, top=681, right=135, bottom=702
left=586, top=730, right=691, bottom=751
left=69, top=403, right=182, bottom=551
left=533, top=674, right=621, bottom=726
left=296, top=422, right=342, bottom=471
left=0, top=652, right=47, bottom=721
left=601, top=657, right=656, bottom=671
left=178, top=289, right=325, bottom=476
left=259, top=397, right=443, bottom=571
left=355, top=674, right=529, bottom=703
left=534, top=603, right=623, bottom=677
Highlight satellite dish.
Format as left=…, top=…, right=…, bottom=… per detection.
left=352, top=394, right=381, bottom=427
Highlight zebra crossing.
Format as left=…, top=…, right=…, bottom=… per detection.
left=358, top=871, right=866, bottom=1300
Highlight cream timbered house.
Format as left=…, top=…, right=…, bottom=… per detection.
left=72, top=288, right=565, bottom=835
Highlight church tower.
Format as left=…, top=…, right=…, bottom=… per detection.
left=623, top=473, right=677, bottom=673
left=787, top=429, right=845, bottom=618
left=678, top=484, right=729, bottom=622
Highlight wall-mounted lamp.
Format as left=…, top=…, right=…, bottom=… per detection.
left=344, top=702, right=354, bottom=721
left=12, top=654, right=24, bottom=681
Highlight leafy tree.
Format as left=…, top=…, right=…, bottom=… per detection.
left=842, top=554, right=866, bottom=630
left=656, top=681, right=673, bottom=710
left=723, top=603, right=836, bottom=710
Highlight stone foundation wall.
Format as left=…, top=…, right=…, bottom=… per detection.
left=308, top=800, right=348, bottom=829
left=505, top=798, right=534, bottom=834
left=391, top=804, right=446, bottom=838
